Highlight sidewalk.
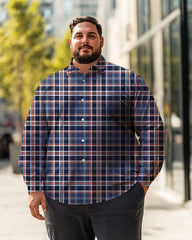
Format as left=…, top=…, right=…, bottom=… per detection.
left=143, top=181, right=192, bottom=240
left=0, top=164, right=48, bottom=240
left=0, top=164, right=192, bottom=240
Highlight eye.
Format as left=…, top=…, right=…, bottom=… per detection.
left=75, top=34, right=82, bottom=39
left=88, top=34, right=96, bottom=39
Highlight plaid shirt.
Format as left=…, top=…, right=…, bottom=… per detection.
left=19, top=56, right=165, bottom=204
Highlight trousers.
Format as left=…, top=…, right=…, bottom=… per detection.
left=45, top=182, right=145, bottom=240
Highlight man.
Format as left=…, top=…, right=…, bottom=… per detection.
left=19, top=16, right=165, bottom=240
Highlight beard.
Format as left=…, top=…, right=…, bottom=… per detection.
left=72, top=46, right=102, bottom=64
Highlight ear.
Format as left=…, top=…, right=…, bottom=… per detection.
left=100, top=36, right=104, bottom=48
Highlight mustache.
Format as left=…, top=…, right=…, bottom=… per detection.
left=79, top=45, right=93, bottom=50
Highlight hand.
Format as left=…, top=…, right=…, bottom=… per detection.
left=28, top=191, right=47, bottom=220
left=140, top=183, right=149, bottom=195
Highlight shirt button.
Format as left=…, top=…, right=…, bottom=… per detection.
left=81, top=98, right=84, bottom=101
left=82, top=158, right=85, bottom=162
left=81, top=118, right=85, bottom=122
left=81, top=138, right=85, bottom=142
left=82, top=79, right=85, bottom=82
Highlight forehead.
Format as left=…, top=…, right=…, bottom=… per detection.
left=72, top=22, right=98, bottom=35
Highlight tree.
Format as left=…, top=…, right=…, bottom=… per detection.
left=51, top=28, right=72, bottom=71
left=0, top=0, right=54, bottom=127
left=0, top=0, right=72, bottom=130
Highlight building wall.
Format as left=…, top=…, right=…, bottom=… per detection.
left=52, top=0, right=99, bottom=37
left=107, top=0, right=138, bottom=68
left=97, top=0, right=115, bottom=56
left=107, top=0, right=192, bottom=202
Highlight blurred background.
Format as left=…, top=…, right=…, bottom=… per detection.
left=0, top=0, right=192, bottom=239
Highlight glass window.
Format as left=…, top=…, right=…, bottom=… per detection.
left=130, top=40, right=153, bottom=89
left=170, top=0, right=179, bottom=11
left=0, top=11, right=7, bottom=23
left=161, top=0, right=170, bottom=18
left=112, top=0, right=116, bottom=9
left=137, top=0, right=150, bottom=36
left=43, top=8, right=52, bottom=19
left=63, top=0, right=73, bottom=17
left=41, top=0, right=53, bottom=7
left=163, top=27, right=172, bottom=182
left=170, top=21, right=181, bottom=119
left=162, top=20, right=184, bottom=197
left=170, top=19, right=184, bottom=196
left=188, top=0, right=192, bottom=8
left=161, top=0, right=179, bottom=19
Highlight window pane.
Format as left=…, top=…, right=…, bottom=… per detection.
left=161, top=0, right=179, bottom=19
left=170, top=19, right=184, bottom=196
left=161, top=0, right=169, bottom=18
left=130, top=41, right=153, bottom=89
left=137, top=0, right=150, bottom=36
left=170, top=0, right=179, bottom=11
left=163, top=27, right=172, bottom=181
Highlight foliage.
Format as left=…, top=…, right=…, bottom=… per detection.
left=0, top=0, right=71, bottom=127
left=51, top=28, right=72, bottom=71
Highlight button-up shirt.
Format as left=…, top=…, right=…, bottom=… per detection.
left=19, top=56, right=165, bottom=204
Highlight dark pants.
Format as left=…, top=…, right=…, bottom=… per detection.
left=45, top=182, right=145, bottom=240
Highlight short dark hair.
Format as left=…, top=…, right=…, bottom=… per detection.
left=69, top=16, right=102, bottom=37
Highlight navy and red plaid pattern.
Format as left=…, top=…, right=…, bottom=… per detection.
left=19, top=56, right=165, bottom=204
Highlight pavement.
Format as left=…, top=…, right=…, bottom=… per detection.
left=0, top=160, right=192, bottom=240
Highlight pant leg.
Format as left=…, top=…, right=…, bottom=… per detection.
left=89, top=182, right=145, bottom=240
left=45, top=197, right=95, bottom=240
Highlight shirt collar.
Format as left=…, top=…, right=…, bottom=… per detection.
left=67, top=55, right=106, bottom=74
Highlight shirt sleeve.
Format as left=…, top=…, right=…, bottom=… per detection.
left=19, top=83, right=49, bottom=193
left=130, top=74, right=165, bottom=187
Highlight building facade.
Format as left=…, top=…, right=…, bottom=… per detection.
left=107, top=0, right=192, bottom=202
left=52, top=0, right=99, bottom=37
left=0, top=0, right=99, bottom=38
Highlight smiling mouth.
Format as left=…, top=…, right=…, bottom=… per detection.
left=79, top=45, right=92, bottom=50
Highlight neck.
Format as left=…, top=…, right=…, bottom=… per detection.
left=73, top=56, right=101, bottom=75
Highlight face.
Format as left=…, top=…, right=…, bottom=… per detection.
left=70, top=22, right=104, bottom=64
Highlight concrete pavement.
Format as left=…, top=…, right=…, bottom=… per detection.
left=0, top=163, right=192, bottom=240
left=0, top=163, right=48, bottom=240
left=143, top=181, right=192, bottom=239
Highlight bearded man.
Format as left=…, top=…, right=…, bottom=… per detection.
left=19, top=16, right=165, bottom=240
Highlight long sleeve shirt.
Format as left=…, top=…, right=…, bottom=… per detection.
left=19, top=56, right=165, bottom=204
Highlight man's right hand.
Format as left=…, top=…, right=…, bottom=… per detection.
left=28, top=191, right=47, bottom=220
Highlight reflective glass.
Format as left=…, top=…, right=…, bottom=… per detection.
left=170, top=19, right=184, bottom=196
left=170, top=0, right=179, bottom=11
left=161, top=0, right=169, bottom=18
left=163, top=27, right=172, bottom=183
left=161, top=0, right=179, bottom=19
left=130, top=41, right=153, bottom=89
left=162, top=21, right=184, bottom=197
left=137, top=0, right=150, bottom=36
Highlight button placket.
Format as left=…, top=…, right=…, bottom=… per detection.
left=79, top=80, right=86, bottom=162
left=82, top=75, right=86, bottom=83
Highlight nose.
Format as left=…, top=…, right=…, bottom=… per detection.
left=82, top=35, right=88, bottom=44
